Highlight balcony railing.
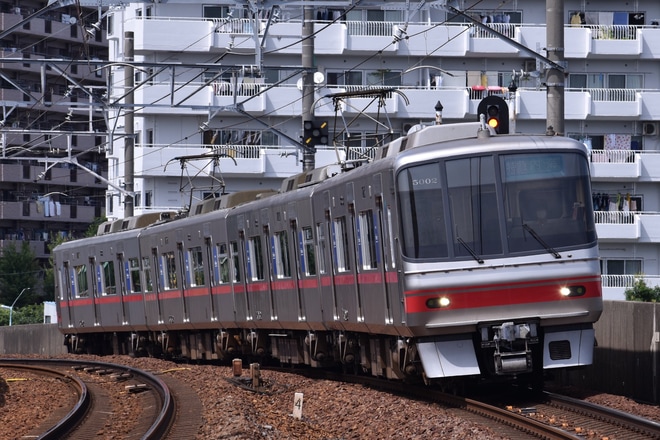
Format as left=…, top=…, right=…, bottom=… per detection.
left=590, top=88, right=637, bottom=102
left=602, top=274, right=660, bottom=289
left=589, top=24, right=638, bottom=40
left=594, top=210, right=636, bottom=224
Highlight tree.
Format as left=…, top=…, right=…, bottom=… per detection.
left=0, top=304, right=44, bottom=326
left=624, top=277, right=660, bottom=302
left=0, top=241, right=39, bottom=307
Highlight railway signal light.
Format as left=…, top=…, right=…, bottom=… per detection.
left=303, top=120, right=329, bottom=147
left=477, top=96, right=509, bottom=134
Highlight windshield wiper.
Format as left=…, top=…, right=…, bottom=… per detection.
left=457, top=237, right=484, bottom=264
left=522, top=224, right=561, bottom=259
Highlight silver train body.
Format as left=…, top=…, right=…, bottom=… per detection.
left=54, top=122, right=602, bottom=383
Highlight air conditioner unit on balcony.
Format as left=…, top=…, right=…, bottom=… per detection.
left=643, top=122, right=658, bottom=136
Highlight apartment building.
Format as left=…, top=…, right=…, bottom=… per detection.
left=104, top=0, right=660, bottom=300
left=0, top=0, right=108, bottom=267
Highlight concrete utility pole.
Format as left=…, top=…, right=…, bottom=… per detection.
left=301, top=2, right=315, bottom=171
left=124, top=31, right=135, bottom=218
left=546, top=0, right=565, bottom=136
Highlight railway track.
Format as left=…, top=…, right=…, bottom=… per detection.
left=260, top=366, right=660, bottom=439
left=0, top=359, right=177, bottom=439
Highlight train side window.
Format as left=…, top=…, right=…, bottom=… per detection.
left=188, top=246, right=205, bottom=286
left=316, top=224, right=326, bottom=274
left=332, top=216, right=351, bottom=272
left=273, top=231, right=291, bottom=279
left=162, top=251, right=178, bottom=289
left=217, top=243, right=230, bottom=283
left=75, top=264, right=89, bottom=297
left=101, top=261, right=117, bottom=295
left=386, top=206, right=396, bottom=268
left=230, top=241, right=241, bottom=282
left=142, top=257, right=154, bottom=292
left=129, top=258, right=142, bottom=293
left=302, top=226, right=316, bottom=276
left=357, top=210, right=378, bottom=270
left=246, top=236, right=265, bottom=281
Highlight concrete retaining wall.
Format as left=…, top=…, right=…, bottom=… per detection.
left=0, top=323, right=67, bottom=356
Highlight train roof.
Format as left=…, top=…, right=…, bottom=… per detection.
left=92, top=122, right=583, bottom=236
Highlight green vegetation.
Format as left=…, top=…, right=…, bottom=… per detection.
left=0, top=304, right=44, bottom=326
left=0, top=241, right=40, bottom=306
left=624, top=277, right=660, bottom=302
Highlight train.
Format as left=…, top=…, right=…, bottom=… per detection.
left=53, top=120, right=603, bottom=386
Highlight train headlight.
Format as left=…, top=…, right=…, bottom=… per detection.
left=560, top=286, right=586, bottom=297
left=426, top=296, right=451, bottom=308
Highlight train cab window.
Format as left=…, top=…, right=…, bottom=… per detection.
left=188, top=246, right=205, bottom=286
left=273, top=231, right=292, bottom=278
left=128, top=258, right=142, bottom=293
left=246, top=236, right=265, bottom=281
left=302, top=226, right=316, bottom=276
left=74, top=264, right=89, bottom=297
left=501, top=152, right=596, bottom=252
left=397, top=162, right=449, bottom=259
left=101, top=261, right=117, bottom=295
left=332, top=216, right=351, bottom=272
left=357, top=210, right=378, bottom=270
left=142, top=257, right=154, bottom=292
left=162, top=251, right=178, bottom=289
left=230, top=241, right=241, bottom=282
left=446, top=156, right=503, bottom=258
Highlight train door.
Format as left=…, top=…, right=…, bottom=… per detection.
left=242, top=210, right=274, bottom=328
left=90, top=255, right=102, bottom=327
left=126, top=253, right=147, bottom=330
left=152, top=247, right=166, bottom=327
left=353, top=173, right=396, bottom=334
left=324, top=182, right=365, bottom=333
left=269, top=202, right=302, bottom=330
left=117, top=252, right=129, bottom=326
left=227, top=213, right=249, bottom=325
left=59, top=261, right=74, bottom=328
left=204, top=235, right=218, bottom=323
left=314, top=190, right=344, bottom=331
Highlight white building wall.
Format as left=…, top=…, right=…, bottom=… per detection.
left=104, top=1, right=660, bottom=301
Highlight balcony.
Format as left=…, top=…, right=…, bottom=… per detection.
left=595, top=211, right=660, bottom=243
left=590, top=150, right=660, bottom=182
left=601, top=274, right=660, bottom=301
left=126, top=16, right=660, bottom=60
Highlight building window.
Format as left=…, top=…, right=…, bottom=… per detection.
left=602, top=259, right=642, bottom=275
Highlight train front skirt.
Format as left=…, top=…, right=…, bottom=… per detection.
left=417, top=326, right=596, bottom=378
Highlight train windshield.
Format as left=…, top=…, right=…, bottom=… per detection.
left=397, top=151, right=596, bottom=260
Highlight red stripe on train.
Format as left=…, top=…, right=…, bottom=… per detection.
left=404, top=279, right=602, bottom=313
